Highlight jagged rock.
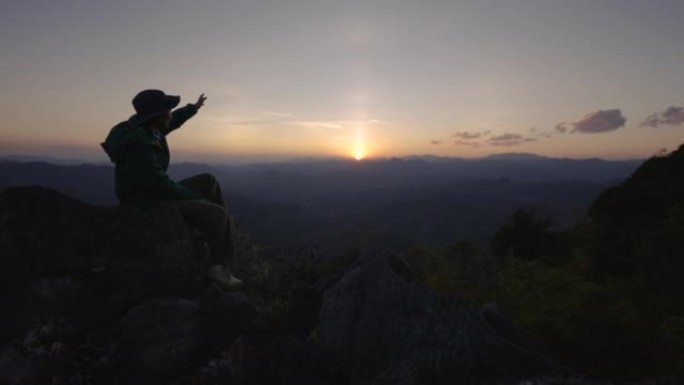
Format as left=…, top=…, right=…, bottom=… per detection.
left=106, top=299, right=205, bottom=383
left=100, top=293, right=255, bottom=385
left=266, top=335, right=345, bottom=385
left=0, top=187, right=207, bottom=344
left=4, top=186, right=644, bottom=385
left=217, top=335, right=258, bottom=384
left=0, top=186, right=206, bottom=295
left=183, top=335, right=261, bottom=385
left=0, top=187, right=256, bottom=384
left=315, top=252, right=556, bottom=385
left=0, top=346, right=35, bottom=383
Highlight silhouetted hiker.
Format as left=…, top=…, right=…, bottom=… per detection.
left=101, top=89, right=243, bottom=288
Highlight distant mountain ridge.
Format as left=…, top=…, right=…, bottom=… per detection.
left=1, top=151, right=642, bottom=165
left=0, top=155, right=99, bottom=165
left=0, top=155, right=642, bottom=247
left=482, top=152, right=546, bottom=160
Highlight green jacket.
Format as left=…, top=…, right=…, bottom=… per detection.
left=101, top=104, right=203, bottom=205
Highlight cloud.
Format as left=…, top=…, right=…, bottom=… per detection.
left=437, top=127, right=552, bottom=149
left=292, top=119, right=383, bottom=130
left=293, top=121, right=345, bottom=129
left=530, top=126, right=554, bottom=138
left=574, top=109, right=626, bottom=133
left=641, top=106, right=684, bottom=128
left=265, top=111, right=294, bottom=118
left=452, top=131, right=482, bottom=140
left=213, top=115, right=383, bottom=131
left=451, top=130, right=492, bottom=140
left=555, top=123, right=569, bottom=133
left=487, top=133, right=536, bottom=146
left=215, top=119, right=281, bottom=127
left=431, top=130, right=490, bottom=147
left=436, top=130, right=539, bottom=148
left=453, top=139, right=480, bottom=148
left=557, top=109, right=626, bottom=134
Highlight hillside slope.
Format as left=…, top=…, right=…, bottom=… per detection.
left=0, top=187, right=568, bottom=384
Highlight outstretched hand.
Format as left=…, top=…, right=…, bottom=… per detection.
left=195, top=93, right=207, bottom=110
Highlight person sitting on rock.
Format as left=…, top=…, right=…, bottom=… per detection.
left=101, top=89, right=243, bottom=288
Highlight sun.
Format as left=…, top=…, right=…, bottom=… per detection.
left=352, top=145, right=366, bottom=161
left=350, top=131, right=368, bottom=160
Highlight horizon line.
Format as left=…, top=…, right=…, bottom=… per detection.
left=0, top=151, right=648, bottom=167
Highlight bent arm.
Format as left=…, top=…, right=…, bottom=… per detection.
left=126, top=142, right=203, bottom=200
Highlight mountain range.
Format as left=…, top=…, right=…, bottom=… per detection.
left=0, top=154, right=642, bottom=249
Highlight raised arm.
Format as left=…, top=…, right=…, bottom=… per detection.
left=163, top=94, right=207, bottom=135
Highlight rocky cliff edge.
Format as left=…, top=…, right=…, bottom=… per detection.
left=1, top=186, right=571, bottom=385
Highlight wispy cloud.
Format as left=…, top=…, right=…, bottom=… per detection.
left=431, top=130, right=490, bottom=147
left=265, top=111, right=295, bottom=118
left=556, top=109, right=626, bottom=134
left=555, top=123, right=569, bottom=133
left=212, top=116, right=382, bottom=130
left=641, top=106, right=684, bottom=128
left=530, top=127, right=554, bottom=138
left=487, top=133, right=536, bottom=146
left=452, top=131, right=482, bottom=140
left=292, top=121, right=345, bottom=129
left=434, top=129, right=537, bottom=148
left=454, top=139, right=481, bottom=148
left=215, top=119, right=281, bottom=127
left=292, top=119, right=383, bottom=130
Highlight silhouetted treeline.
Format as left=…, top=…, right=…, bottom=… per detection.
left=407, top=145, right=684, bottom=381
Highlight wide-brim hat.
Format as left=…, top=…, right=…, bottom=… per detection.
left=128, top=89, right=180, bottom=126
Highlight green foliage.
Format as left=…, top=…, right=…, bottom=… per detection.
left=406, top=241, right=493, bottom=304
left=491, top=207, right=573, bottom=266
left=495, top=260, right=658, bottom=380
left=491, top=208, right=553, bottom=261
left=488, top=147, right=684, bottom=379
left=490, top=200, right=684, bottom=380
left=408, top=197, right=684, bottom=380
left=239, top=145, right=684, bottom=382
left=631, top=205, right=684, bottom=316
left=583, top=145, right=684, bottom=281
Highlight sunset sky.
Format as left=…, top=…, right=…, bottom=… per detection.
left=2, top=0, right=683, bottom=163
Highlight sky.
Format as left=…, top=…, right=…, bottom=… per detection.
left=2, top=0, right=683, bottom=163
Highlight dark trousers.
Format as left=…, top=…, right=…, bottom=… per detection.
left=162, top=173, right=233, bottom=265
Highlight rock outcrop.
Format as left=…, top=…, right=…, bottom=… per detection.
left=1, top=186, right=570, bottom=384
left=299, top=253, right=556, bottom=385
left=0, top=187, right=256, bottom=384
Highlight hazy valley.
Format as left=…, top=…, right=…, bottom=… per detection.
left=0, top=154, right=642, bottom=251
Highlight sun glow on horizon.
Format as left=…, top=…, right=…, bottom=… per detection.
left=352, top=136, right=367, bottom=160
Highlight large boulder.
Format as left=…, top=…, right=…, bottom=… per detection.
left=0, top=186, right=206, bottom=295
left=0, top=187, right=206, bottom=343
left=314, top=253, right=557, bottom=385
left=100, top=293, right=256, bottom=384
left=0, top=187, right=257, bottom=384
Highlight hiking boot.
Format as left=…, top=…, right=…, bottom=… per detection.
left=208, top=264, right=243, bottom=288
